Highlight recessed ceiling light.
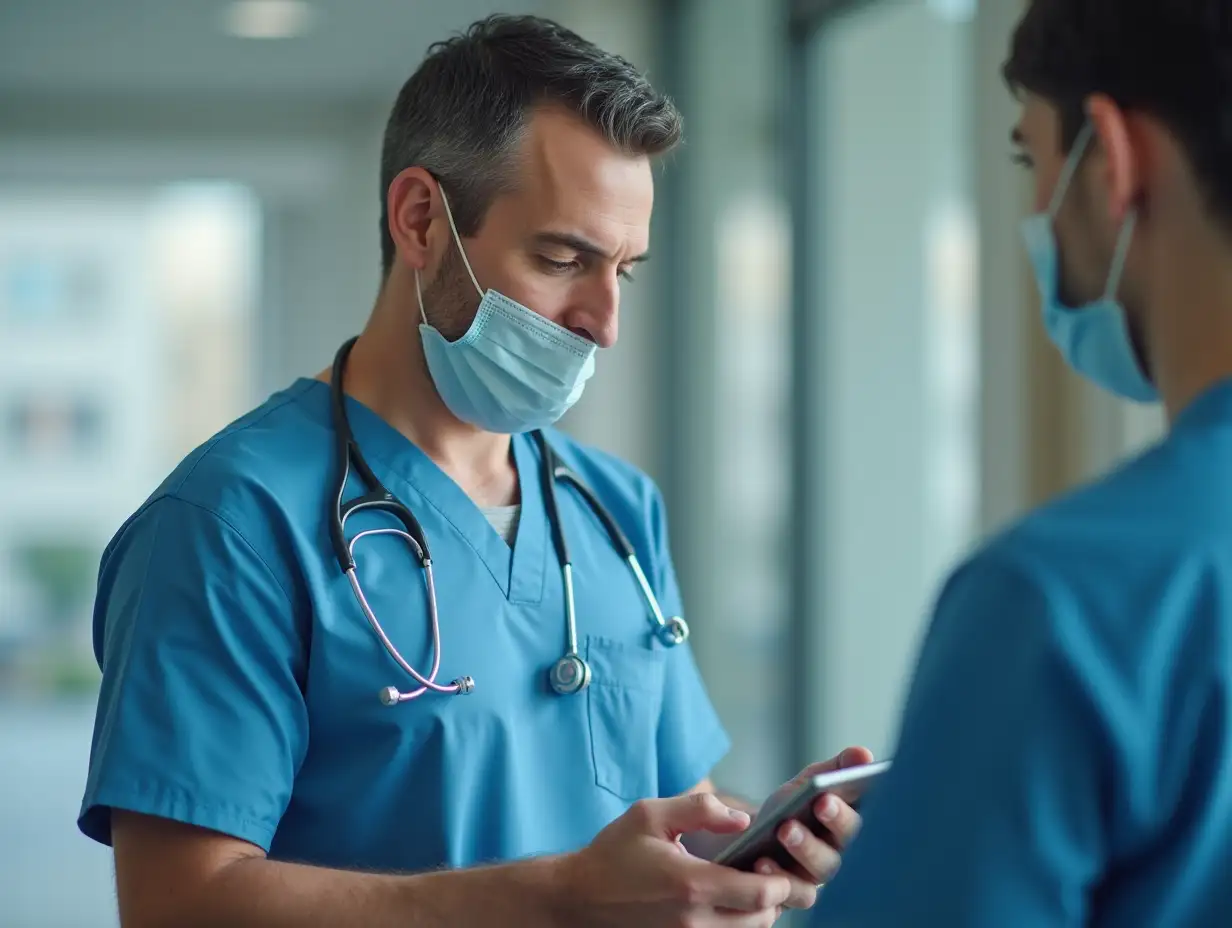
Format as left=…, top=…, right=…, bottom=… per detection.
left=927, top=0, right=976, bottom=23
left=222, top=0, right=315, bottom=40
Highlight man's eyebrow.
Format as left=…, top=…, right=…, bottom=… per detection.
left=1011, top=126, right=1026, bottom=146
left=533, top=231, right=650, bottom=263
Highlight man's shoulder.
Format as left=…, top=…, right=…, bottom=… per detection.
left=122, top=378, right=331, bottom=539
left=984, top=431, right=1232, bottom=589
left=937, top=435, right=1232, bottom=684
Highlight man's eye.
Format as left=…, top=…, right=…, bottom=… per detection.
left=619, top=268, right=636, bottom=283
left=540, top=257, right=576, bottom=274
left=1010, top=151, right=1034, bottom=169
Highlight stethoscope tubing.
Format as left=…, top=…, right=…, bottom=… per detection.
left=328, top=336, right=687, bottom=705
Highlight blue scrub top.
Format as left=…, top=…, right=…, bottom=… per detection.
left=78, top=377, right=730, bottom=870
left=815, top=381, right=1232, bottom=927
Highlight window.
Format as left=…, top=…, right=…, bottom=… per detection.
left=657, top=0, right=796, bottom=802
left=0, top=181, right=259, bottom=928
left=793, top=0, right=978, bottom=759
left=4, top=251, right=110, bottom=324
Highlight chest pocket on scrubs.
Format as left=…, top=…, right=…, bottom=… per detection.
left=584, top=635, right=667, bottom=801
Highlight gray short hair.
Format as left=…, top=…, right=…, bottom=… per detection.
left=378, top=14, right=682, bottom=276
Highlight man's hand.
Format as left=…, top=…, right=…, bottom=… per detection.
left=752, top=746, right=874, bottom=911
left=559, top=792, right=793, bottom=927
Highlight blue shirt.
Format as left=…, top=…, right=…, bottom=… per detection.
left=78, top=377, right=730, bottom=870
left=815, top=381, right=1232, bottom=927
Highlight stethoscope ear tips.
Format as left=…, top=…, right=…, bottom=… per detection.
left=380, top=678, right=474, bottom=704
left=659, top=617, right=690, bottom=647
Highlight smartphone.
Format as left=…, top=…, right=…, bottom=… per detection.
left=712, top=760, right=891, bottom=872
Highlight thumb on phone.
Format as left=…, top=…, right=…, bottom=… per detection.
left=640, top=792, right=752, bottom=843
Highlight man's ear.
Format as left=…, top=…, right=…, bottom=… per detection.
left=386, top=167, right=438, bottom=272
left=1087, top=94, right=1140, bottom=224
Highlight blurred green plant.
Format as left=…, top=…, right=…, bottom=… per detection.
left=42, top=655, right=102, bottom=696
left=15, top=541, right=97, bottom=630
left=3, top=652, right=102, bottom=698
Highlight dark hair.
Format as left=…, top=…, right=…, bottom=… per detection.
left=1003, top=0, right=1232, bottom=226
left=378, top=14, right=682, bottom=276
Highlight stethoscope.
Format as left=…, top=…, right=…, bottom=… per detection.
left=328, top=337, right=690, bottom=706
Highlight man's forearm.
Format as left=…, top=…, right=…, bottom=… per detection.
left=681, top=791, right=758, bottom=860
left=155, top=853, right=570, bottom=928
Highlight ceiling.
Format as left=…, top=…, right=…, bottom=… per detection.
left=0, top=0, right=544, bottom=102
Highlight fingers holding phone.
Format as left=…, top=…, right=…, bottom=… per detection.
left=749, top=791, right=862, bottom=908
left=713, top=757, right=890, bottom=911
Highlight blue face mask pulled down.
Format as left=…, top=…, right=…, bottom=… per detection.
left=1020, top=122, right=1158, bottom=403
left=416, top=188, right=597, bottom=434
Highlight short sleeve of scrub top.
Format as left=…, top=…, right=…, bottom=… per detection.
left=78, top=493, right=308, bottom=851
left=812, top=549, right=1113, bottom=926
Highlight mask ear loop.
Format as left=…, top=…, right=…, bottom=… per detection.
left=414, top=270, right=429, bottom=326
left=1046, top=119, right=1138, bottom=299
left=1047, top=121, right=1096, bottom=218
left=1102, top=209, right=1138, bottom=301
left=1050, top=120, right=1136, bottom=302
left=414, top=183, right=486, bottom=328
left=437, top=186, right=485, bottom=300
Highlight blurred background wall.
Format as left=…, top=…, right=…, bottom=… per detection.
left=0, top=1, right=1166, bottom=925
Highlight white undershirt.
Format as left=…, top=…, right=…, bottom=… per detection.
left=480, top=504, right=521, bottom=546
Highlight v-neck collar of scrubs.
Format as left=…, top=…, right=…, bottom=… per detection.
left=294, top=377, right=547, bottom=605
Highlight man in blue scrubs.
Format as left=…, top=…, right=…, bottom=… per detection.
left=80, top=15, right=871, bottom=927
left=814, top=1, right=1232, bottom=925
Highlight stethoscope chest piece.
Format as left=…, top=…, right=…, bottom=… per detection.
left=659, top=616, right=690, bottom=647
left=549, top=653, right=591, bottom=695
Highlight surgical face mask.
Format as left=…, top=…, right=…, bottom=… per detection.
left=416, top=188, right=597, bottom=434
left=1019, top=121, right=1159, bottom=403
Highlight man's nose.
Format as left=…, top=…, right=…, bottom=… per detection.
left=564, top=276, right=620, bottom=349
